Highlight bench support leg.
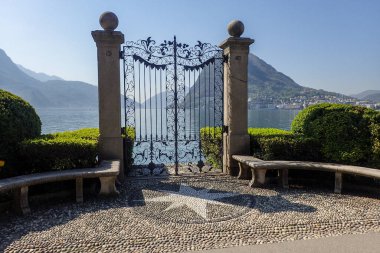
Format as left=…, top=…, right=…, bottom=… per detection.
left=237, top=163, right=252, bottom=180
left=99, top=176, right=119, bottom=195
left=281, top=169, right=289, bottom=189
left=335, top=172, right=342, bottom=194
left=13, top=186, right=30, bottom=215
left=76, top=178, right=84, bottom=203
left=249, top=168, right=267, bottom=187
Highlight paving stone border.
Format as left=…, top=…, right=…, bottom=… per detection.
left=1, top=175, right=380, bottom=252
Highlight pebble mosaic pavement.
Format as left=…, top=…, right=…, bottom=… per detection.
left=1, top=175, right=380, bottom=252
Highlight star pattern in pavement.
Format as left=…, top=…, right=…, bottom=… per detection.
left=144, top=183, right=240, bottom=220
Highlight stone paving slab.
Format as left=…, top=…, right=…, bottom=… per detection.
left=0, top=175, right=380, bottom=252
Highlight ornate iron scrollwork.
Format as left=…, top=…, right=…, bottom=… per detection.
left=123, top=36, right=224, bottom=175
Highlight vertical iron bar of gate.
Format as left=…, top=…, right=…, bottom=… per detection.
left=122, top=52, right=127, bottom=130
left=173, top=36, right=179, bottom=175
left=197, top=68, right=203, bottom=169
left=122, top=51, right=127, bottom=173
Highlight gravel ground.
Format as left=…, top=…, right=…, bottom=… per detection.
left=1, top=175, right=380, bottom=252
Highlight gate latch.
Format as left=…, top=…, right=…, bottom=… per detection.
left=223, top=54, right=229, bottom=63
left=119, top=50, right=124, bottom=59
left=222, top=125, right=229, bottom=134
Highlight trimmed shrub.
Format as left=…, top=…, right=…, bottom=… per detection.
left=0, top=89, right=41, bottom=172
left=200, top=127, right=223, bottom=169
left=291, top=103, right=380, bottom=166
left=13, top=127, right=135, bottom=176
left=248, top=128, right=321, bottom=161
left=256, top=136, right=321, bottom=161
left=248, top=128, right=292, bottom=136
left=248, top=128, right=293, bottom=157
left=123, top=127, right=135, bottom=172
left=369, top=113, right=380, bottom=166
left=52, top=128, right=99, bottom=141
left=200, top=127, right=320, bottom=168
left=18, top=128, right=99, bottom=174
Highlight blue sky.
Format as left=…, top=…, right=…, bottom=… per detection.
left=0, top=0, right=379, bottom=95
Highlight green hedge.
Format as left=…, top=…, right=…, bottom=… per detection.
left=200, top=127, right=223, bottom=169
left=256, top=136, right=321, bottom=161
left=248, top=128, right=292, bottom=157
left=371, top=122, right=380, bottom=162
left=18, top=128, right=99, bottom=174
left=123, top=127, right=135, bottom=171
left=291, top=103, right=380, bottom=166
left=15, top=127, right=136, bottom=175
left=0, top=89, right=41, bottom=171
left=248, top=128, right=321, bottom=161
left=200, top=127, right=321, bottom=169
left=52, top=128, right=99, bottom=141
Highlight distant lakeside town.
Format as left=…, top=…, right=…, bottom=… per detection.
left=248, top=94, right=380, bottom=110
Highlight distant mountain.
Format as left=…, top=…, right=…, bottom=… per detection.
left=248, top=54, right=300, bottom=96
left=141, top=91, right=167, bottom=108
left=351, top=90, right=380, bottom=99
left=36, top=80, right=98, bottom=108
left=351, top=90, right=380, bottom=102
left=136, top=53, right=349, bottom=109
left=182, top=64, right=218, bottom=109
left=0, top=48, right=98, bottom=108
left=363, top=93, right=380, bottom=103
left=0, top=48, right=53, bottom=107
left=17, top=64, right=64, bottom=82
left=142, top=65, right=219, bottom=109
left=180, top=54, right=345, bottom=108
left=247, top=54, right=346, bottom=100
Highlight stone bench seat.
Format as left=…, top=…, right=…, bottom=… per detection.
left=232, top=155, right=380, bottom=193
left=0, top=160, right=120, bottom=215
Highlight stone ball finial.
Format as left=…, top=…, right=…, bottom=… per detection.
left=227, top=20, right=244, bottom=37
left=99, top=11, right=119, bottom=31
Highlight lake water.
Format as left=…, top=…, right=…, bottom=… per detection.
left=36, top=108, right=300, bottom=134
left=248, top=109, right=300, bottom=130
left=36, top=108, right=100, bottom=134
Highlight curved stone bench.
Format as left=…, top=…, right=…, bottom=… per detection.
left=0, top=160, right=120, bottom=215
left=232, top=155, right=380, bottom=193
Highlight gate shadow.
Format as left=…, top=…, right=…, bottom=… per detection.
left=129, top=178, right=317, bottom=214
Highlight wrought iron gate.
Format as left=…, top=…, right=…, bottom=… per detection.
left=122, top=36, right=224, bottom=175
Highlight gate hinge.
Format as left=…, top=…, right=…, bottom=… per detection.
left=223, top=54, right=229, bottom=63
left=119, top=50, right=124, bottom=59
left=222, top=125, right=229, bottom=133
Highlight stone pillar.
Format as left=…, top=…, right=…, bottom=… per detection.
left=219, top=20, right=254, bottom=176
left=92, top=12, right=125, bottom=180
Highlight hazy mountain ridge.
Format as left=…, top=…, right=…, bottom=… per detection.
left=141, top=91, right=167, bottom=108
left=0, top=48, right=98, bottom=108
left=351, top=90, right=380, bottom=99
left=351, top=90, right=380, bottom=102
left=0, top=48, right=53, bottom=107
left=17, top=64, right=64, bottom=82
left=247, top=54, right=344, bottom=100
